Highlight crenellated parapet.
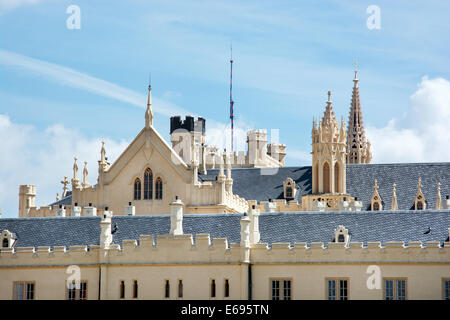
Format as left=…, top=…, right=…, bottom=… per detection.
left=2, top=238, right=449, bottom=267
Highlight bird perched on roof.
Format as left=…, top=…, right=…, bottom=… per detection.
left=111, top=223, right=118, bottom=235
left=423, top=227, right=431, bottom=235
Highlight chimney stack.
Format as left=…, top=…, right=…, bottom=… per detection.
left=169, top=196, right=184, bottom=235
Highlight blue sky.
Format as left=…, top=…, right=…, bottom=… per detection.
left=1, top=0, right=450, bottom=217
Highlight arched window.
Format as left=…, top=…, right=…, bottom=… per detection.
left=2, top=238, right=8, bottom=248
left=338, top=234, right=345, bottom=243
left=286, top=187, right=293, bottom=198
left=144, top=168, right=153, bottom=200
left=373, top=202, right=380, bottom=211
left=134, top=178, right=141, bottom=200
left=155, top=178, right=163, bottom=200
left=416, top=201, right=423, bottom=210
left=323, top=162, right=330, bottom=193
left=334, top=162, right=340, bottom=193
left=314, top=164, right=319, bottom=193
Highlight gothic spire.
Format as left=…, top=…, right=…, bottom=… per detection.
left=346, top=60, right=371, bottom=164
left=145, top=81, right=154, bottom=128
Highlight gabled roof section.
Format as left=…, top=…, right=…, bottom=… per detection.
left=104, top=126, right=189, bottom=184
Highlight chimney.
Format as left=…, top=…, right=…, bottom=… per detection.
left=125, top=202, right=135, bottom=216
left=56, top=205, right=66, bottom=217
left=264, top=199, right=276, bottom=213
left=84, top=203, right=97, bottom=216
left=248, top=205, right=260, bottom=244
left=99, top=209, right=113, bottom=249
left=71, top=203, right=81, bottom=217
left=240, top=213, right=251, bottom=248
left=169, top=196, right=184, bottom=235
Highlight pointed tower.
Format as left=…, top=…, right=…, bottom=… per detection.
left=311, top=91, right=347, bottom=195
left=346, top=60, right=372, bottom=164
left=145, top=82, right=154, bottom=128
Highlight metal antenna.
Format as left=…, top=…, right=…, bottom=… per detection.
left=229, top=44, right=234, bottom=152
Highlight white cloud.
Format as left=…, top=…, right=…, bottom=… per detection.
left=0, top=0, right=44, bottom=13
left=367, top=77, right=450, bottom=163
left=0, top=114, right=129, bottom=218
left=0, top=49, right=190, bottom=116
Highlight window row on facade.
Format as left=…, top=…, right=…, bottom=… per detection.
left=133, top=168, right=163, bottom=200
left=11, top=278, right=450, bottom=300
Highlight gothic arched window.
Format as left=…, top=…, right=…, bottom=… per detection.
left=155, top=177, right=163, bottom=200
left=2, top=238, right=8, bottom=248
left=334, top=162, right=340, bottom=193
left=373, top=201, right=380, bottom=211
left=286, top=187, right=293, bottom=199
left=134, top=178, right=141, bottom=200
left=144, top=168, right=153, bottom=200
left=323, top=162, right=330, bottom=193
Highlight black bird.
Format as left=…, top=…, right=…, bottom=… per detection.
left=111, top=223, right=118, bottom=235
left=423, top=227, right=431, bottom=235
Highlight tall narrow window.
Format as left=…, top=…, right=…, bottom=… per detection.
left=155, top=177, right=163, bottom=199
left=165, top=280, right=170, bottom=298
left=178, top=280, right=183, bottom=298
left=444, top=279, right=450, bottom=300
left=283, top=280, right=291, bottom=300
left=323, top=162, right=330, bottom=193
left=120, top=280, right=125, bottom=299
left=327, top=279, right=348, bottom=300
left=271, top=280, right=280, bottom=300
left=334, top=162, right=340, bottom=193
left=210, top=279, right=216, bottom=298
left=79, top=282, right=87, bottom=300
left=314, top=164, right=319, bottom=193
left=134, top=178, right=141, bottom=200
left=133, top=280, right=138, bottom=299
left=144, top=168, right=153, bottom=200
left=3, top=238, right=9, bottom=247
left=384, top=279, right=407, bottom=300
left=224, top=279, right=230, bottom=298
left=286, top=187, right=293, bottom=199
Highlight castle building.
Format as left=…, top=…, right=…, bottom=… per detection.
left=1, top=67, right=450, bottom=300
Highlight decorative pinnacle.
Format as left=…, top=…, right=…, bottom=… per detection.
left=354, top=59, right=359, bottom=83
left=327, top=90, right=331, bottom=102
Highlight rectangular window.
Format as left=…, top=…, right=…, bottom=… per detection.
left=120, top=280, right=125, bottom=299
left=384, top=279, right=407, bottom=300
left=271, top=279, right=291, bottom=300
left=210, top=279, right=216, bottom=298
left=67, top=281, right=88, bottom=300
left=13, top=282, right=34, bottom=300
left=178, top=280, right=183, bottom=298
left=271, top=280, right=280, bottom=300
left=133, top=280, right=138, bottom=299
left=444, top=279, right=450, bottom=300
left=224, top=279, right=230, bottom=298
left=165, top=280, right=170, bottom=298
left=327, top=279, right=348, bottom=300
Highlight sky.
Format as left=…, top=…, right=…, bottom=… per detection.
left=0, top=0, right=449, bottom=218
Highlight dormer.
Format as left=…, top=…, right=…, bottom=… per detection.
left=414, top=177, right=426, bottom=210
left=1, top=230, right=17, bottom=248
left=334, top=225, right=350, bottom=244
left=283, top=178, right=297, bottom=200
left=370, top=179, right=382, bottom=211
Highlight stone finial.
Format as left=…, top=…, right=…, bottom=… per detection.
left=56, top=192, right=59, bottom=201
left=435, top=182, right=442, bottom=210
left=73, top=157, right=79, bottom=181
left=82, top=161, right=89, bottom=188
left=61, top=176, right=69, bottom=198
left=391, top=183, right=398, bottom=210
left=373, top=179, right=379, bottom=191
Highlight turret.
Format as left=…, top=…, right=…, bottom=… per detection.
left=170, top=116, right=206, bottom=165
left=18, top=185, right=36, bottom=218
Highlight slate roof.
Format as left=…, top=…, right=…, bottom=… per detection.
left=1, top=210, right=449, bottom=249
left=48, top=191, right=72, bottom=207
left=199, top=162, right=450, bottom=210
left=50, top=163, right=450, bottom=212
